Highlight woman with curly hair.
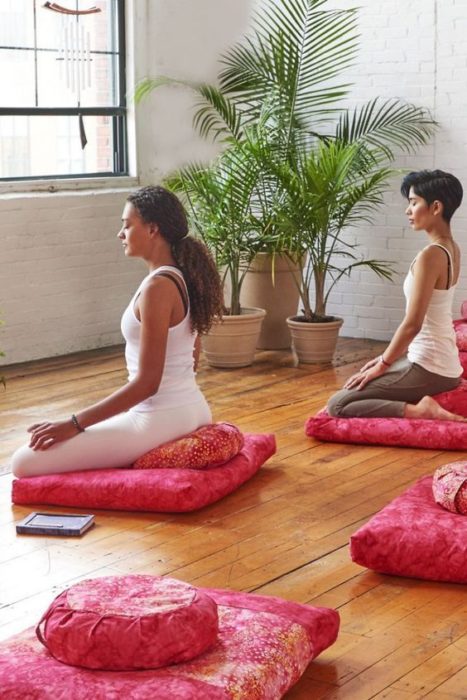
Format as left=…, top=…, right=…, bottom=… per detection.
left=12, top=186, right=224, bottom=477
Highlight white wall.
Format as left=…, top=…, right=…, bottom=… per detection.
left=321, top=0, right=467, bottom=340
left=2, top=0, right=467, bottom=364
left=0, top=0, right=255, bottom=365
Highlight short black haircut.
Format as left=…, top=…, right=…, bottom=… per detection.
left=401, top=169, right=463, bottom=223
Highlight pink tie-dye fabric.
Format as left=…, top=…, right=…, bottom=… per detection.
left=306, top=381, right=467, bottom=450
left=454, top=318, right=467, bottom=351
left=36, top=575, right=219, bottom=670
left=12, top=433, right=276, bottom=512
left=459, top=350, right=467, bottom=378
left=350, top=475, right=467, bottom=582
left=0, top=587, right=340, bottom=700
left=133, top=423, right=244, bottom=470
left=432, top=462, right=467, bottom=514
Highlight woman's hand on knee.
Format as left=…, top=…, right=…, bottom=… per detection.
left=360, top=356, right=385, bottom=373
left=343, top=363, right=387, bottom=391
left=28, top=419, right=80, bottom=450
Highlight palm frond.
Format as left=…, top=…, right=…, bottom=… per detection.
left=193, top=85, right=243, bottom=141
left=336, top=98, right=437, bottom=160
left=218, top=0, right=359, bottom=128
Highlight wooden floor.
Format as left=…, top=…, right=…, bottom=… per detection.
left=1, top=338, right=466, bottom=699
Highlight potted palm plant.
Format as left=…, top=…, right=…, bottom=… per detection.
left=166, top=144, right=271, bottom=368
left=271, top=137, right=396, bottom=362
left=136, top=0, right=437, bottom=360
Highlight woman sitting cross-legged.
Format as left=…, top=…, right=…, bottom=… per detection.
left=12, top=186, right=224, bottom=478
left=327, top=169, right=466, bottom=422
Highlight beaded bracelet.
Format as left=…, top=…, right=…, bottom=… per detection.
left=71, top=414, right=85, bottom=432
left=380, top=355, right=392, bottom=368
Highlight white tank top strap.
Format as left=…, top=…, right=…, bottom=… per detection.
left=149, top=265, right=187, bottom=288
left=429, top=243, right=453, bottom=289
left=149, top=266, right=189, bottom=315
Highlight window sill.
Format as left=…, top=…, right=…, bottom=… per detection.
left=0, top=175, right=140, bottom=196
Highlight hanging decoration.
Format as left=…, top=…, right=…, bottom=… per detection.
left=43, top=2, right=102, bottom=149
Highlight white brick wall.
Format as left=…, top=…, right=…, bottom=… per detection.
left=0, top=190, right=146, bottom=363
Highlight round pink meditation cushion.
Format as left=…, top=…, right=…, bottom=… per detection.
left=133, top=422, right=244, bottom=470
left=36, top=574, right=219, bottom=670
left=432, top=462, right=467, bottom=515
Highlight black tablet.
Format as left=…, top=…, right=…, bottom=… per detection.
left=16, top=512, right=95, bottom=537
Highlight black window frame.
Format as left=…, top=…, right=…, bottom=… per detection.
left=0, top=0, right=128, bottom=182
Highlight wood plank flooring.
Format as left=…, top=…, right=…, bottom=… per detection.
left=1, top=339, right=466, bottom=699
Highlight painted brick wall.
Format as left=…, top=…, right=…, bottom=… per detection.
left=321, top=0, right=467, bottom=340
left=0, top=190, right=146, bottom=364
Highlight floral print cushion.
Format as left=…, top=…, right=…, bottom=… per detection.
left=133, top=423, right=244, bottom=470
left=0, top=586, right=340, bottom=700
left=432, top=462, right=467, bottom=514
left=454, top=318, right=467, bottom=351
left=306, top=380, right=467, bottom=450
left=351, top=476, right=467, bottom=583
left=12, top=433, right=276, bottom=513
left=36, top=575, right=219, bottom=671
left=459, top=350, right=467, bottom=379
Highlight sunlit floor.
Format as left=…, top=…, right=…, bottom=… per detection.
left=1, top=338, right=466, bottom=698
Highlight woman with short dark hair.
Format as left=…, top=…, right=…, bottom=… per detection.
left=327, top=169, right=465, bottom=421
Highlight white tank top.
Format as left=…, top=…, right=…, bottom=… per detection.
left=120, top=266, right=204, bottom=411
left=403, top=244, right=462, bottom=378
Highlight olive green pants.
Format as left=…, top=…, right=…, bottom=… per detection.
left=327, top=357, right=460, bottom=418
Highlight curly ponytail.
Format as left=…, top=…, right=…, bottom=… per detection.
left=172, top=236, right=224, bottom=335
left=127, top=185, right=223, bottom=334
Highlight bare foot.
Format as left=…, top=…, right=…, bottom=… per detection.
left=405, top=396, right=467, bottom=422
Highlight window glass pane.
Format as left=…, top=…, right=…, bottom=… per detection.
left=36, top=0, right=119, bottom=55
left=0, top=49, right=36, bottom=106
left=0, top=115, right=115, bottom=178
left=0, top=0, right=34, bottom=48
left=37, top=48, right=117, bottom=107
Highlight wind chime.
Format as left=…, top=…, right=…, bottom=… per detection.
left=43, top=2, right=102, bottom=149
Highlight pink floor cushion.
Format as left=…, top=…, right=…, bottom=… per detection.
left=306, top=381, right=467, bottom=450
left=350, top=476, right=467, bottom=583
left=454, top=318, right=467, bottom=351
left=133, top=422, right=244, bottom=470
left=459, top=350, right=467, bottom=378
left=0, top=586, right=340, bottom=700
left=12, top=433, right=276, bottom=513
left=36, top=575, right=219, bottom=671
left=432, top=462, right=467, bottom=514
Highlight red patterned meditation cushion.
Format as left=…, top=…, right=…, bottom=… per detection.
left=133, top=422, right=244, bottom=470
left=432, top=462, right=467, bottom=514
left=36, top=575, right=219, bottom=671
left=453, top=318, right=467, bottom=351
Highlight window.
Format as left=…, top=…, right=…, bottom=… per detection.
left=0, top=0, right=127, bottom=180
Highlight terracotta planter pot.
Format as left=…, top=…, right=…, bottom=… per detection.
left=202, top=308, right=266, bottom=368
left=286, top=316, right=343, bottom=364
left=240, top=253, right=301, bottom=350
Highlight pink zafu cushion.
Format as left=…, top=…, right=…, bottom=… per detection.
left=432, top=462, right=467, bottom=514
left=133, top=422, right=244, bottom=470
left=350, top=476, right=467, bottom=583
left=12, top=433, right=275, bottom=512
left=306, top=381, right=467, bottom=450
left=454, top=318, right=467, bottom=351
left=459, top=350, right=467, bottom=378
left=0, top=586, right=340, bottom=699
left=36, top=575, right=219, bottom=671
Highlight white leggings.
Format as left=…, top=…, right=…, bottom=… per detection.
left=11, top=398, right=212, bottom=478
